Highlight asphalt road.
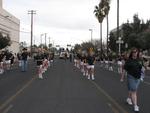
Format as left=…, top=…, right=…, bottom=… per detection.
left=0, top=59, right=150, bottom=113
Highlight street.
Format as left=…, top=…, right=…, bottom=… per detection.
left=0, top=59, right=150, bottom=113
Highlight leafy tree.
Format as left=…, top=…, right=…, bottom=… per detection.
left=74, top=44, right=82, bottom=53
left=132, top=14, right=141, bottom=33
left=48, top=43, right=52, bottom=48
left=108, top=32, right=117, bottom=52
left=0, top=33, right=11, bottom=50
left=142, top=32, right=150, bottom=50
left=33, top=44, right=38, bottom=48
left=109, top=14, right=150, bottom=52
left=81, top=42, right=95, bottom=52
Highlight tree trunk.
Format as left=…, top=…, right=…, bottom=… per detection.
left=117, top=0, right=119, bottom=54
left=100, top=23, right=102, bottom=57
left=107, top=15, right=109, bottom=56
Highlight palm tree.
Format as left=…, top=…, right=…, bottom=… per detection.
left=94, top=0, right=111, bottom=57
left=103, top=0, right=111, bottom=56
left=117, top=0, right=119, bottom=48
left=94, top=2, right=105, bottom=57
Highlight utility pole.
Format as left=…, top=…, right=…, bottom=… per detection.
left=89, top=29, right=93, bottom=43
left=40, top=34, right=44, bottom=48
left=49, top=37, right=51, bottom=50
left=44, top=33, right=47, bottom=47
left=106, top=15, right=109, bottom=56
left=28, top=10, right=36, bottom=56
left=117, top=0, right=119, bottom=45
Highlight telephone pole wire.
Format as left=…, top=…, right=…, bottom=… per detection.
left=28, top=10, right=36, bottom=56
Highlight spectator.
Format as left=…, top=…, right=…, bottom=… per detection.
left=124, top=48, right=142, bottom=112
left=21, top=48, right=28, bottom=72
left=0, top=51, right=5, bottom=74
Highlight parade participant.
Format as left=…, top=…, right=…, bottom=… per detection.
left=104, top=57, right=109, bottom=69
left=74, top=53, right=77, bottom=67
left=138, top=51, right=146, bottom=82
left=108, top=57, right=113, bottom=71
left=124, top=48, right=142, bottom=112
left=0, top=51, right=5, bottom=74
left=80, top=53, right=85, bottom=73
left=21, top=48, right=29, bottom=72
left=17, top=52, right=22, bottom=67
left=10, top=51, right=15, bottom=67
left=35, top=49, right=44, bottom=79
left=120, top=53, right=129, bottom=82
left=83, top=53, right=87, bottom=76
left=69, top=53, right=72, bottom=62
left=64, top=52, right=68, bottom=62
left=85, top=53, right=89, bottom=77
left=86, top=51, right=96, bottom=80
left=4, top=51, right=12, bottom=70
left=76, top=53, right=81, bottom=69
left=117, top=56, right=123, bottom=74
left=50, top=52, right=54, bottom=66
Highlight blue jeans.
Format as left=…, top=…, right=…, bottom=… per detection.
left=21, top=60, right=27, bottom=72
left=127, top=74, right=140, bottom=91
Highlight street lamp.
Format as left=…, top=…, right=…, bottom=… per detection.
left=117, top=0, right=119, bottom=41
left=89, top=29, right=93, bottom=43
left=44, top=33, right=47, bottom=47
left=40, top=34, right=44, bottom=48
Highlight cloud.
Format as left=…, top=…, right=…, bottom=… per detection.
left=6, top=0, right=150, bottom=47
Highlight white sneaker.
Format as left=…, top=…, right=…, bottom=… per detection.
left=120, top=79, right=124, bottom=82
left=134, top=105, right=139, bottom=112
left=39, top=74, right=43, bottom=79
left=83, top=72, right=86, bottom=76
left=81, top=69, right=84, bottom=73
left=92, top=75, right=95, bottom=80
left=126, top=98, right=132, bottom=105
left=140, top=77, right=144, bottom=82
left=86, top=72, right=88, bottom=76
left=88, top=76, right=90, bottom=80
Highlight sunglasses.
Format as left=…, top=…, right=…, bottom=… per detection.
left=132, top=50, right=137, bottom=53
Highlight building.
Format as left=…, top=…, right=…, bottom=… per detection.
left=0, top=0, right=20, bottom=53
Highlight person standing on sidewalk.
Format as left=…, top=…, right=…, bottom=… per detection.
left=21, top=48, right=29, bottom=72
left=124, top=48, right=142, bottom=113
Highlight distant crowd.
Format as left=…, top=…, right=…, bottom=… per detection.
left=0, top=48, right=54, bottom=77
left=72, top=48, right=150, bottom=112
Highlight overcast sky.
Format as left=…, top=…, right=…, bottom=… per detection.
left=3, top=0, right=150, bottom=48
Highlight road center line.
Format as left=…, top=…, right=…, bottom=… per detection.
left=2, top=104, right=13, bottom=113
left=107, top=103, right=120, bottom=113
left=143, top=81, right=150, bottom=86
left=0, top=77, right=36, bottom=111
left=90, top=80, right=128, bottom=113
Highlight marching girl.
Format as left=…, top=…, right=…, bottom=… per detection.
left=80, top=54, right=85, bottom=73
left=35, top=50, right=44, bottom=79
left=74, top=54, right=77, bottom=67
left=83, top=53, right=88, bottom=76
left=0, top=51, right=5, bottom=74
left=86, top=51, right=96, bottom=80
left=76, top=53, right=81, bottom=69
